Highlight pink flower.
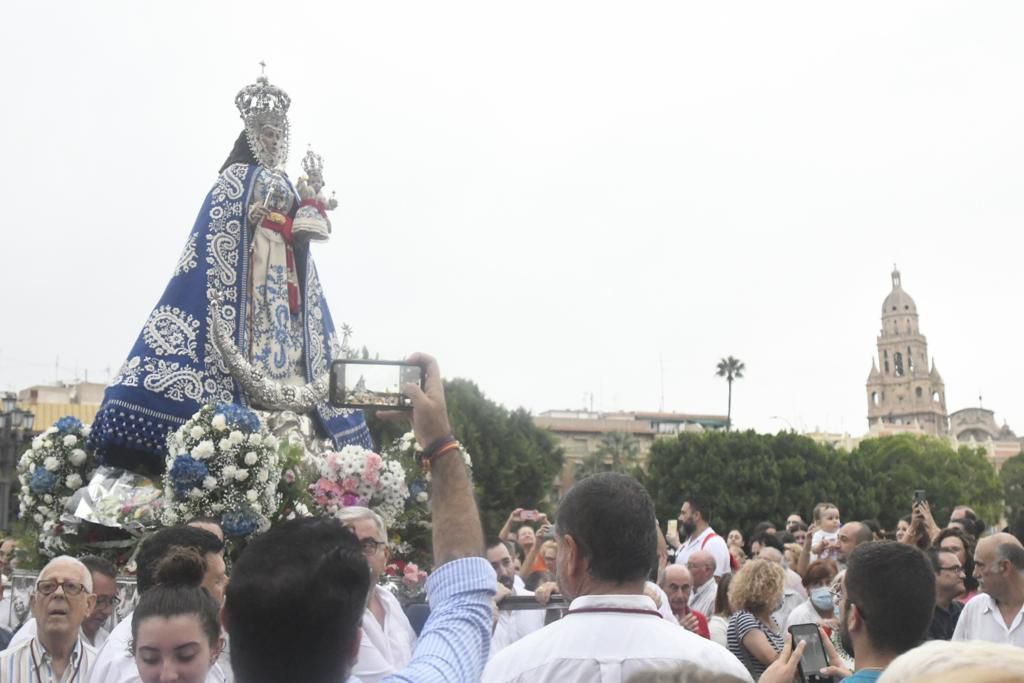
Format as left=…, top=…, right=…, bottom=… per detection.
left=311, top=479, right=344, bottom=506
left=341, top=477, right=359, bottom=492
left=283, top=469, right=296, bottom=483
left=403, top=563, right=419, bottom=577
left=342, top=493, right=361, bottom=507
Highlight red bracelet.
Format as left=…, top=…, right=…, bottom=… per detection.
left=418, top=434, right=460, bottom=471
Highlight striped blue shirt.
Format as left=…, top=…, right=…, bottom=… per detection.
left=0, top=636, right=95, bottom=683
left=383, top=557, right=495, bottom=683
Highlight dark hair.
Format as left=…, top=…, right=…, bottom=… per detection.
left=713, top=573, right=733, bottom=618
left=862, top=519, right=883, bottom=540
left=790, top=521, right=808, bottom=533
left=219, top=130, right=257, bottom=173
left=684, top=497, right=713, bottom=524
left=80, top=555, right=117, bottom=581
left=951, top=509, right=985, bottom=538
left=485, top=536, right=506, bottom=552
left=558, top=473, right=656, bottom=584
left=752, top=521, right=776, bottom=537
left=757, top=532, right=785, bottom=554
left=845, top=541, right=935, bottom=655
left=226, top=517, right=369, bottom=683
left=803, top=560, right=838, bottom=589
left=926, top=547, right=960, bottom=574
left=524, top=571, right=555, bottom=592
left=934, top=527, right=978, bottom=593
left=137, top=526, right=224, bottom=594
left=131, top=548, right=220, bottom=651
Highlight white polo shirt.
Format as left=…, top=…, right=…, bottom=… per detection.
left=674, top=527, right=731, bottom=578
left=482, top=593, right=753, bottom=682
left=351, top=586, right=418, bottom=683
left=952, top=593, right=1024, bottom=646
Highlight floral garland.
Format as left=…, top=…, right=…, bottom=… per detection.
left=310, top=444, right=409, bottom=528
left=16, top=416, right=98, bottom=558
left=163, top=403, right=282, bottom=538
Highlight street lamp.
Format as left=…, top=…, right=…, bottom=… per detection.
left=1, top=394, right=15, bottom=414
left=1, top=395, right=35, bottom=530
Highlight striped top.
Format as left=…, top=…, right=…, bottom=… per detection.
left=727, top=609, right=784, bottom=679
left=0, top=636, right=96, bottom=683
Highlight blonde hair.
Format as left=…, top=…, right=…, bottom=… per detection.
left=728, top=558, right=785, bottom=614
left=878, top=640, right=1024, bottom=683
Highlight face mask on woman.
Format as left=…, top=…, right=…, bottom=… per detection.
left=810, top=586, right=833, bottom=611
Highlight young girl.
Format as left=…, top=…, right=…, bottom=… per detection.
left=810, top=502, right=842, bottom=563
left=132, top=548, right=224, bottom=683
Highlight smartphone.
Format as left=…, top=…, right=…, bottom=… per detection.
left=667, top=520, right=678, bottom=538
left=913, top=489, right=927, bottom=506
left=329, top=359, right=424, bottom=410
left=521, top=510, right=539, bottom=521
left=788, top=623, right=833, bottom=683
left=542, top=525, right=556, bottom=539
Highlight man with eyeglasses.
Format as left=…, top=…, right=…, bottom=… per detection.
left=953, top=532, right=1024, bottom=646
left=336, top=506, right=418, bottom=683
left=8, top=556, right=119, bottom=652
left=0, top=555, right=97, bottom=682
left=926, top=547, right=965, bottom=640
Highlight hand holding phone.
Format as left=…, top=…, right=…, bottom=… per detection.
left=788, top=624, right=834, bottom=683
left=329, top=359, right=424, bottom=410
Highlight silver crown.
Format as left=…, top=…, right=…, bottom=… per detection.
left=302, top=146, right=324, bottom=177
left=235, top=64, right=291, bottom=168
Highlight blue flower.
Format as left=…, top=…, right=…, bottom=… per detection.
left=168, top=456, right=209, bottom=498
left=221, top=509, right=260, bottom=538
left=213, top=403, right=261, bottom=433
left=54, top=416, right=83, bottom=433
left=30, top=468, right=59, bottom=495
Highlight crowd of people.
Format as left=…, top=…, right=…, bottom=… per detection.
left=1, top=353, right=1023, bottom=682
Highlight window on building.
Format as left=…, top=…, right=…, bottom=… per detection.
left=872, top=392, right=879, bottom=406
left=884, top=350, right=890, bottom=374
left=915, top=387, right=923, bottom=398
left=894, top=351, right=904, bottom=377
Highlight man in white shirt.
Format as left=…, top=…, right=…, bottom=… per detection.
left=666, top=498, right=731, bottom=577
left=686, top=550, right=718, bottom=618
left=487, top=538, right=546, bottom=655
left=336, top=507, right=418, bottom=682
left=953, top=533, right=1024, bottom=646
left=87, top=526, right=228, bottom=683
left=483, top=473, right=752, bottom=683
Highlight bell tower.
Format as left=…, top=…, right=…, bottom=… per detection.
left=866, top=268, right=948, bottom=435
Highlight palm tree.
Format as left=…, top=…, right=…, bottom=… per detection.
left=716, top=356, right=745, bottom=431
left=575, top=431, right=642, bottom=481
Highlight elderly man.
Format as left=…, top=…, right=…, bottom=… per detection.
left=488, top=537, right=546, bottom=655
left=660, top=565, right=709, bottom=639
left=336, top=506, right=418, bottom=682
left=9, top=556, right=119, bottom=650
left=686, top=550, right=718, bottom=618
left=0, top=556, right=98, bottom=682
left=483, top=473, right=751, bottom=682
left=953, top=532, right=1024, bottom=646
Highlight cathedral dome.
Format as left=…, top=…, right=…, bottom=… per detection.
left=882, top=267, right=917, bottom=315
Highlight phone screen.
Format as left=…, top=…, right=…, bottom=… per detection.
left=789, top=624, right=830, bottom=680
left=667, top=520, right=678, bottom=537
left=329, top=360, right=423, bottom=409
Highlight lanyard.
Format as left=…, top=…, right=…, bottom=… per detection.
left=30, top=641, right=82, bottom=683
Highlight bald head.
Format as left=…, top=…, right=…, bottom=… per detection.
left=838, top=522, right=872, bottom=562
left=759, top=547, right=784, bottom=566
left=687, top=550, right=716, bottom=587
left=662, top=564, right=693, bottom=616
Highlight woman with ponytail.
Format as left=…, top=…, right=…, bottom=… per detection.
left=131, top=548, right=224, bottom=683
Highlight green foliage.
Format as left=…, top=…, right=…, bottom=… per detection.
left=367, top=378, right=563, bottom=538
left=1000, top=452, right=1024, bottom=521
left=575, top=431, right=642, bottom=481
left=646, top=430, right=1003, bottom=535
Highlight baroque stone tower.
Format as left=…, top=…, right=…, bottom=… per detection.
left=866, top=268, right=948, bottom=435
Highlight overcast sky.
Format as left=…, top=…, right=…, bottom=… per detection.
left=3, top=2, right=1023, bottom=436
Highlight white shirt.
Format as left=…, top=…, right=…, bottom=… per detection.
left=87, top=610, right=226, bottom=683
left=491, top=586, right=547, bottom=656
left=482, top=593, right=754, bottom=683
left=688, top=578, right=717, bottom=618
left=351, top=586, right=418, bottom=683
left=708, top=614, right=729, bottom=649
left=674, top=527, right=731, bottom=578
left=952, top=593, right=1024, bottom=646
left=7, top=617, right=109, bottom=652
left=0, top=635, right=96, bottom=683
left=782, top=599, right=823, bottom=631
left=772, top=588, right=804, bottom=629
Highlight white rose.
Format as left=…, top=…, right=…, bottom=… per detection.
left=34, top=514, right=44, bottom=525
left=218, top=438, right=232, bottom=452
left=203, top=477, right=218, bottom=490
left=63, top=435, right=78, bottom=447
left=65, top=474, right=82, bottom=489
left=211, top=414, right=228, bottom=432
left=43, top=457, right=59, bottom=472
left=229, top=431, right=245, bottom=445
left=246, top=490, right=258, bottom=502
left=43, top=440, right=52, bottom=449
left=264, top=435, right=279, bottom=451
left=235, top=469, right=250, bottom=482
left=193, top=440, right=215, bottom=460
left=32, top=437, right=44, bottom=451
left=188, top=488, right=204, bottom=499
left=251, top=501, right=263, bottom=513
left=244, top=452, right=258, bottom=466
left=191, top=426, right=206, bottom=440
left=69, top=449, right=87, bottom=466
left=257, top=469, right=268, bottom=483
left=416, top=491, right=429, bottom=503
left=81, top=426, right=91, bottom=438
left=44, top=494, right=53, bottom=504
left=38, top=506, right=50, bottom=515
left=247, top=433, right=263, bottom=446
left=45, top=427, right=58, bottom=436
left=222, top=465, right=238, bottom=481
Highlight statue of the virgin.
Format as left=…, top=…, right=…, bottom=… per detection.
left=90, top=68, right=371, bottom=472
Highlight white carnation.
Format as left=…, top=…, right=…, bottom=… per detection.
left=45, top=427, right=59, bottom=436
left=81, top=426, right=91, bottom=438
left=247, top=433, right=263, bottom=446
left=190, top=426, right=206, bottom=440
left=229, top=430, right=245, bottom=445
left=32, top=437, right=44, bottom=451
left=264, top=435, right=279, bottom=451
left=188, top=488, right=204, bottom=499
left=244, top=452, right=258, bottom=466
left=416, top=491, right=429, bottom=503
left=203, top=477, right=218, bottom=490
left=235, top=469, right=250, bottom=482
left=217, top=438, right=232, bottom=452
left=222, top=465, right=238, bottom=481
left=44, top=494, right=53, bottom=504
left=43, top=457, right=60, bottom=472
left=193, top=440, right=215, bottom=460
left=211, top=414, right=228, bottom=431
left=246, top=490, right=258, bottom=502
left=65, top=474, right=82, bottom=489
left=69, top=449, right=87, bottom=466
left=63, top=435, right=78, bottom=447
left=33, top=514, right=44, bottom=525
left=257, top=469, right=268, bottom=483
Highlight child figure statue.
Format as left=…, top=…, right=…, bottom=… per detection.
left=292, top=146, right=338, bottom=242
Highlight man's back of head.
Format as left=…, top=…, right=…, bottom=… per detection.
left=557, top=473, right=657, bottom=597
left=225, top=517, right=369, bottom=683
left=136, top=525, right=224, bottom=593
left=846, top=541, right=935, bottom=658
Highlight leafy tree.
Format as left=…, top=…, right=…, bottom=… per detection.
left=575, top=431, right=642, bottom=481
left=1000, top=452, right=1024, bottom=521
left=366, top=378, right=564, bottom=537
left=716, top=356, right=745, bottom=431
